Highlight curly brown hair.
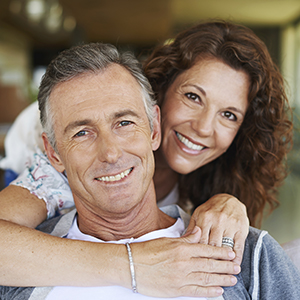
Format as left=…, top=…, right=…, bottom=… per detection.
left=143, top=20, right=293, bottom=227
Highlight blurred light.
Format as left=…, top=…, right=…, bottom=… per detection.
left=49, top=1, right=63, bottom=18
left=9, top=0, right=22, bottom=14
left=164, top=38, right=174, bottom=45
left=26, top=0, right=46, bottom=22
left=63, top=15, right=76, bottom=32
left=44, top=1, right=63, bottom=32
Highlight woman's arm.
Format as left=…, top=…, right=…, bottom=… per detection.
left=0, top=185, right=47, bottom=228
left=0, top=186, right=239, bottom=298
left=186, top=193, right=249, bottom=265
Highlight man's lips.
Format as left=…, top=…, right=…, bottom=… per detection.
left=175, top=132, right=205, bottom=151
left=95, top=167, right=133, bottom=182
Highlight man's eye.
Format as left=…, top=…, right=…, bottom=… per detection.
left=222, top=111, right=237, bottom=121
left=74, top=130, right=87, bottom=137
left=185, top=92, right=200, bottom=102
left=118, top=120, right=132, bottom=127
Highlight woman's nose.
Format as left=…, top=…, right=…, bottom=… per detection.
left=192, top=110, right=215, bottom=137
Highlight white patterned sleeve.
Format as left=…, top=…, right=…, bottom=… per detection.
left=10, top=148, right=75, bottom=219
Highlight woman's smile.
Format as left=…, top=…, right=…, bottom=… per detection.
left=175, top=131, right=205, bottom=151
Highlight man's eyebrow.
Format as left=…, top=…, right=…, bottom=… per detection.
left=64, top=110, right=141, bottom=134
left=114, top=109, right=140, bottom=119
left=64, top=119, right=94, bottom=134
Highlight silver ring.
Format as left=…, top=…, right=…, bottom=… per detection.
left=222, top=237, right=234, bottom=248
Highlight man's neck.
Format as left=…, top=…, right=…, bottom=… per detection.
left=75, top=182, right=176, bottom=241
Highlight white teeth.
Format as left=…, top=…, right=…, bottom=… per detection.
left=96, top=168, right=132, bottom=182
left=176, top=132, right=204, bottom=151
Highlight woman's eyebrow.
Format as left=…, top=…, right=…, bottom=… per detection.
left=184, top=84, right=246, bottom=116
left=227, top=106, right=246, bottom=116
left=183, top=83, right=206, bottom=96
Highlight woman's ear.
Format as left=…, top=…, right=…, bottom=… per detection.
left=42, top=132, right=65, bottom=173
left=151, top=105, right=161, bottom=151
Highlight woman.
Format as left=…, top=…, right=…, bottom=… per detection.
left=145, top=21, right=292, bottom=227
left=0, top=20, right=292, bottom=297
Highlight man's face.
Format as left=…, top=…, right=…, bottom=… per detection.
left=43, top=64, right=160, bottom=217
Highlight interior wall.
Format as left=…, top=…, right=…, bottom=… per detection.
left=261, top=19, right=300, bottom=244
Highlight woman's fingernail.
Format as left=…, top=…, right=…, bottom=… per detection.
left=231, top=276, right=237, bottom=284
left=228, top=250, right=236, bottom=259
left=234, top=264, right=241, bottom=273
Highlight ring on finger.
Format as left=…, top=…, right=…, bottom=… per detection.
left=222, top=237, right=234, bottom=248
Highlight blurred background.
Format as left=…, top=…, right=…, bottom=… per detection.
left=0, top=0, right=300, bottom=243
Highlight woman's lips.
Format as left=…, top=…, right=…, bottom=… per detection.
left=175, top=132, right=205, bottom=151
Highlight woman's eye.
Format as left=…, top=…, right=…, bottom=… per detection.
left=185, top=92, right=200, bottom=102
left=74, top=130, right=87, bottom=137
left=222, top=111, right=237, bottom=121
left=118, top=120, right=132, bottom=127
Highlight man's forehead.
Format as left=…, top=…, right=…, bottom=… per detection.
left=50, top=68, right=144, bottom=110
left=49, top=66, right=149, bottom=132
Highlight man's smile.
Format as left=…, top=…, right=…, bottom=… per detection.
left=95, top=167, right=133, bottom=182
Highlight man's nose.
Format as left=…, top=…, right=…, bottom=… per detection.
left=97, top=133, right=122, bottom=164
left=192, top=110, right=215, bottom=137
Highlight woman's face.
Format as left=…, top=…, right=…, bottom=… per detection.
left=160, top=58, right=250, bottom=175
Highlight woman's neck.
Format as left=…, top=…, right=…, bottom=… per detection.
left=154, top=148, right=179, bottom=202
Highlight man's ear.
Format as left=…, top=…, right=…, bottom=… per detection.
left=42, top=132, right=65, bottom=173
left=151, top=105, right=161, bottom=151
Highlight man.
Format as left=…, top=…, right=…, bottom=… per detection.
left=1, top=43, right=299, bottom=300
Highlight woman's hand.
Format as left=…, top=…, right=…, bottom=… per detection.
left=185, top=194, right=249, bottom=265
left=131, top=226, right=240, bottom=298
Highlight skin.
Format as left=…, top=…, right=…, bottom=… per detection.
left=0, top=60, right=248, bottom=297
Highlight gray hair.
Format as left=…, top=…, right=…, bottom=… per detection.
left=38, top=43, right=156, bottom=151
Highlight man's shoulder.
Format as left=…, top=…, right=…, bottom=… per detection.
left=0, top=286, right=35, bottom=300
left=160, top=204, right=190, bottom=229
left=36, top=208, right=77, bottom=237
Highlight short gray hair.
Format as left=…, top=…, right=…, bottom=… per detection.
left=38, top=43, right=156, bottom=151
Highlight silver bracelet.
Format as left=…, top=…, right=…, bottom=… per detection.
left=125, top=242, right=137, bottom=293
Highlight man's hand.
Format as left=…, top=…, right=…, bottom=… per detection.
left=186, top=194, right=249, bottom=265
left=131, top=227, right=240, bottom=298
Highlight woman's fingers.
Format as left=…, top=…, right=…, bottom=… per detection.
left=232, top=230, right=249, bottom=265
left=188, top=193, right=249, bottom=265
left=132, top=236, right=240, bottom=298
